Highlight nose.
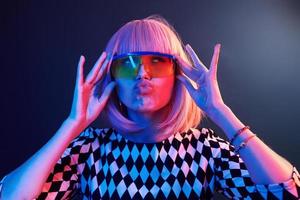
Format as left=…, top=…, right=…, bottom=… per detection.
left=136, top=64, right=151, bottom=80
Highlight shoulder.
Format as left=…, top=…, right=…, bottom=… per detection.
left=189, top=127, right=228, bottom=143
left=68, top=126, right=115, bottom=148
left=188, top=127, right=234, bottom=157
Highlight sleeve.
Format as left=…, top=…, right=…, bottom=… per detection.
left=206, top=128, right=300, bottom=199
left=0, top=146, right=81, bottom=200
left=34, top=127, right=94, bottom=200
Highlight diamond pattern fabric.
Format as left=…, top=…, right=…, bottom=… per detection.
left=1, top=127, right=299, bottom=199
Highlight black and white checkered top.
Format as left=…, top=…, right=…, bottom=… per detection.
left=1, top=127, right=300, bottom=199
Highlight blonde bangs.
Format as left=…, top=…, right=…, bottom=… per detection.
left=109, top=19, right=182, bottom=56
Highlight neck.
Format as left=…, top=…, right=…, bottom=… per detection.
left=120, top=106, right=173, bottom=143
left=127, top=109, right=156, bottom=126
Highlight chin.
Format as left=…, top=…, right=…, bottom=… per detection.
left=133, top=106, right=157, bottom=112
left=133, top=103, right=169, bottom=113
left=126, top=96, right=171, bottom=113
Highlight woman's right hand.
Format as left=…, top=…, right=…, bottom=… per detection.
left=67, top=52, right=116, bottom=129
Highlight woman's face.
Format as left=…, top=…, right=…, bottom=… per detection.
left=115, top=63, right=175, bottom=113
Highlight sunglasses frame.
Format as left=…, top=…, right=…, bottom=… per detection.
left=112, top=51, right=176, bottom=61
left=110, top=51, right=178, bottom=79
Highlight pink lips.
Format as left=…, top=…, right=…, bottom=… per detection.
left=134, top=80, right=153, bottom=94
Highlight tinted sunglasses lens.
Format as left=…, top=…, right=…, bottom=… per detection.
left=143, top=55, right=174, bottom=77
left=111, top=55, right=174, bottom=78
left=111, top=56, right=140, bottom=78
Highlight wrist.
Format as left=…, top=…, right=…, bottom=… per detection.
left=207, top=104, right=231, bottom=122
left=63, top=117, right=86, bottom=131
left=207, top=104, right=247, bottom=139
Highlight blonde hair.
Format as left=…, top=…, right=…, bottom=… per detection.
left=96, top=14, right=206, bottom=134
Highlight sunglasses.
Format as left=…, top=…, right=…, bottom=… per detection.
left=110, top=51, right=177, bottom=79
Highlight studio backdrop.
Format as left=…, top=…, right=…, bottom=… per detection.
left=1, top=1, right=299, bottom=199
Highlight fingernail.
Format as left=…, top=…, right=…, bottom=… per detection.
left=100, top=52, right=106, bottom=59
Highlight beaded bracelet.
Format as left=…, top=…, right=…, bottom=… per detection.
left=229, top=125, right=250, bottom=145
left=234, top=134, right=257, bottom=154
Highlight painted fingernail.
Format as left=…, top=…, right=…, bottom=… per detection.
left=99, top=52, right=106, bottom=59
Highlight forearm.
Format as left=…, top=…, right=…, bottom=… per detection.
left=1, top=118, right=85, bottom=200
left=209, top=105, right=294, bottom=184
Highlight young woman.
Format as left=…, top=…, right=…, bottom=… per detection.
left=1, top=15, right=299, bottom=200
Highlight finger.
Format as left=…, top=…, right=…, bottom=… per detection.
left=185, top=44, right=208, bottom=73
left=76, top=55, right=85, bottom=86
left=176, top=75, right=197, bottom=94
left=175, top=54, right=201, bottom=81
left=94, top=53, right=113, bottom=84
left=97, top=81, right=116, bottom=104
left=86, top=52, right=107, bottom=84
left=209, top=44, right=221, bottom=80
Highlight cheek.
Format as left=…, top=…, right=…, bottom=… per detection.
left=153, top=77, right=175, bottom=103
left=115, top=80, right=134, bottom=102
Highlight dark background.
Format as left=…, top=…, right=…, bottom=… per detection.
left=1, top=1, right=299, bottom=199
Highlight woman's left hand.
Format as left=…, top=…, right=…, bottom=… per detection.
left=176, top=43, right=226, bottom=117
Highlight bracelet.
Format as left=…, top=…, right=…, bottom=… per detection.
left=234, top=134, right=256, bottom=154
left=229, top=125, right=250, bottom=145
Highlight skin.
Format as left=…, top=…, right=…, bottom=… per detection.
left=1, top=46, right=297, bottom=200
left=120, top=44, right=293, bottom=184
left=115, top=61, right=175, bottom=142
left=0, top=52, right=117, bottom=199
left=176, top=43, right=294, bottom=184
